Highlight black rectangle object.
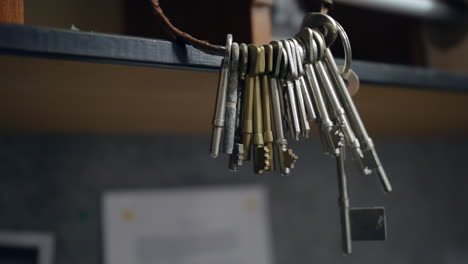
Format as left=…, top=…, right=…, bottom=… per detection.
left=350, top=207, right=387, bottom=241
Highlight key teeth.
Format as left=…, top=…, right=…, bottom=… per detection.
left=253, top=146, right=271, bottom=173
left=233, top=143, right=244, bottom=166
left=260, top=146, right=271, bottom=171
left=229, top=143, right=244, bottom=171
left=284, top=149, right=299, bottom=170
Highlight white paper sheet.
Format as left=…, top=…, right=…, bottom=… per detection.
left=102, top=185, right=271, bottom=264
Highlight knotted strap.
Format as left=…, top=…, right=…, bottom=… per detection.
left=150, top=0, right=225, bottom=56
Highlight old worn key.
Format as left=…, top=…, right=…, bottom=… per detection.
left=210, top=34, right=233, bottom=158
left=222, top=42, right=240, bottom=154
left=229, top=43, right=248, bottom=171
left=262, top=44, right=275, bottom=172
left=252, top=45, right=270, bottom=173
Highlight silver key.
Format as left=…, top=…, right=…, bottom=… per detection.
left=281, top=40, right=301, bottom=141
left=297, top=28, right=337, bottom=155
left=289, top=39, right=311, bottom=138
left=210, top=34, right=233, bottom=158
left=312, top=32, right=363, bottom=160
left=292, top=38, right=317, bottom=124
left=270, top=41, right=298, bottom=175
left=222, top=42, right=240, bottom=154
left=335, top=134, right=352, bottom=255
left=324, top=49, right=392, bottom=193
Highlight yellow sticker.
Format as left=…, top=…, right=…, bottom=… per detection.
left=121, top=208, right=135, bottom=223
left=243, top=198, right=258, bottom=213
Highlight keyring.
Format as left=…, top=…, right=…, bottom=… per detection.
left=336, top=21, right=352, bottom=77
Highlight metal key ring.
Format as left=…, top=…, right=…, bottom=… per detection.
left=301, top=13, right=352, bottom=77
left=293, top=37, right=308, bottom=65
left=335, top=21, right=352, bottom=77
left=301, top=13, right=338, bottom=48
left=311, top=29, right=326, bottom=62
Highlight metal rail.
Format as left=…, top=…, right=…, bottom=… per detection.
left=0, top=23, right=467, bottom=92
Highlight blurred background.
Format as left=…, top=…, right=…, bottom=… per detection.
left=0, top=0, right=468, bottom=263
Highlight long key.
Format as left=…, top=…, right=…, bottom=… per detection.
left=222, top=42, right=240, bottom=154
left=252, top=45, right=270, bottom=173
left=311, top=32, right=363, bottom=159
left=292, top=38, right=317, bottom=125
left=288, top=39, right=310, bottom=138
left=336, top=136, right=352, bottom=255
left=325, top=49, right=392, bottom=193
left=277, top=47, right=293, bottom=138
left=297, top=28, right=337, bottom=155
left=210, top=34, right=233, bottom=158
left=262, top=44, right=275, bottom=172
left=270, top=41, right=299, bottom=175
left=229, top=43, right=248, bottom=171
left=281, top=40, right=301, bottom=141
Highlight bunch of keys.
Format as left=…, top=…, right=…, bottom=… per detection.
left=209, top=13, right=392, bottom=254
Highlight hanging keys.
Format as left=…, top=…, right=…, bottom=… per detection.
left=312, top=34, right=364, bottom=160
left=209, top=14, right=391, bottom=255
left=303, top=13, right=392, bottom=192
left=325, top=48, right=392, bottom=192
left=297, top=28, right=337, bottom=156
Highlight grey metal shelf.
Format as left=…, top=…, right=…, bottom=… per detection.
left=0, top=23, right=467, bottom=92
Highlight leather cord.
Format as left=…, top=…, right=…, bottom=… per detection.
left=150, top=0, right=332, bottom=55
left=150, top=0, right=225, bottom=56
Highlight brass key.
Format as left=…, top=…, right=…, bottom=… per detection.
left=261, top=44, right=275, bottom=172
left=252, top=45, right=270, bottom=173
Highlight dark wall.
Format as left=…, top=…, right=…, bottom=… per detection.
left=0, top=134, right=467, bottom=264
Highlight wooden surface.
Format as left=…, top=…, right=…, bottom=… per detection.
left=251, top=2, right=273, bottom=45
left=0, top=0, right=23, bottom=24
left=428, top=33, right=468, bottom=74
left=1, top=55, right=468, bottom=136
left=24, top=0, right=123, bottom=34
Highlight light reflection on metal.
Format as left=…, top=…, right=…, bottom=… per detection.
left=333, top=0, right=466, bottom=21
